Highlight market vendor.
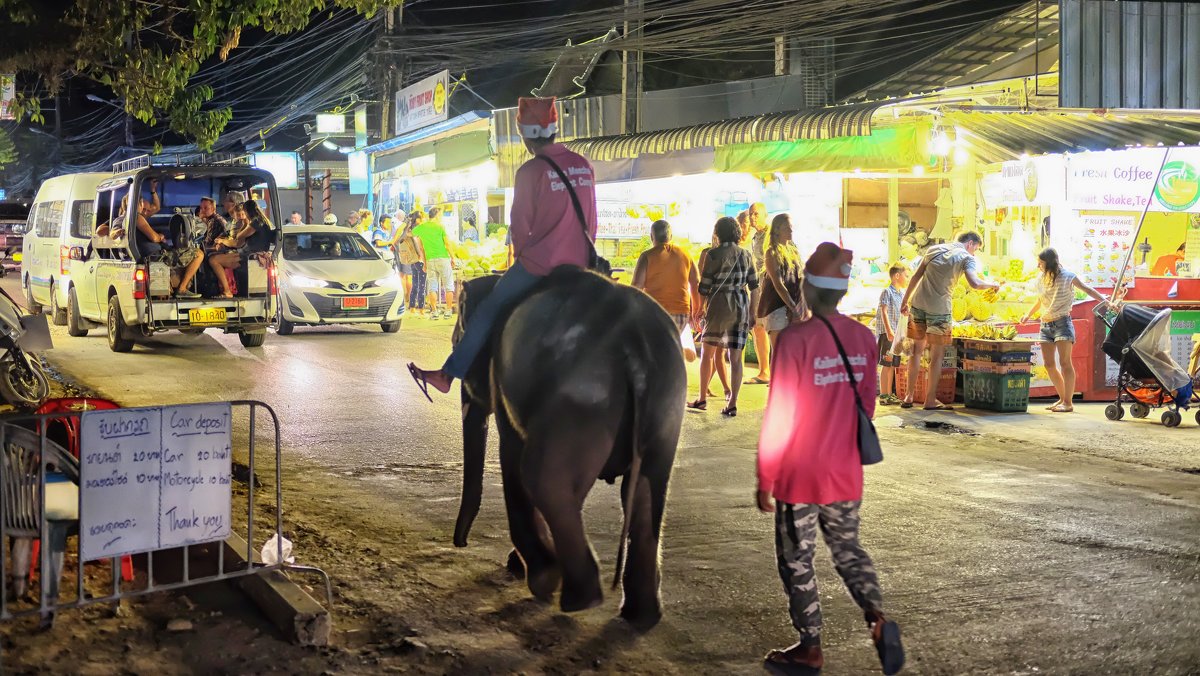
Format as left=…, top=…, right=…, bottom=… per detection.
left=900, top=231, right=999, bottom=410
left=1150, top=243, right=1186, bottom=276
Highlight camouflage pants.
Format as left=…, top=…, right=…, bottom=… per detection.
left=775, top=500, right=884, bottom=646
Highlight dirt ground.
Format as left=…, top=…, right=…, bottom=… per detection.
left=4, top=320, right=1200, bottom=674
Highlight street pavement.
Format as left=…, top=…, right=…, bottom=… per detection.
left=6, top=275, right=1199, bottom=674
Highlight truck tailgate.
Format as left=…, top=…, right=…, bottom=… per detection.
left=144, top=297, right=272, bottom=329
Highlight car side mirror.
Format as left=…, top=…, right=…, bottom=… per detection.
left=69, top=246, right=86, bottom=261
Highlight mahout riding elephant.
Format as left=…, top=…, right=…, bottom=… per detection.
left=451, top=266, right=686, bottom=629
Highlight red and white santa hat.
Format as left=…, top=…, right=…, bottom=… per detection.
left=805, top=242, right=854, bottom=290
left=516, top=96, right=558, bottom=139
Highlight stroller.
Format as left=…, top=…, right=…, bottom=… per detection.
left=1099, top=303, right=1198, bottom=427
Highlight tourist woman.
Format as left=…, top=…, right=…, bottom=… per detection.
left=1022, top=247, right=1108, bottom=412
left=758, top=213, right=804, bottom=352
left=691, top=216, right=758, bottom=417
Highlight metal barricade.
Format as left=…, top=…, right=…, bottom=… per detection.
left=0, top=400, right=330, bottom=628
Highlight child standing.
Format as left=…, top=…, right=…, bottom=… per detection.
left=757, top=243, right=905, bottom=676
left=875, top=265, right=909, bottom=405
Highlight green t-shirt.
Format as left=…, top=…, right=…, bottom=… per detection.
left=412, top=220, right=450, bottom=260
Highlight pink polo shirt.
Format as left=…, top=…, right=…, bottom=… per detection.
left=509, top=143, right=598, bottom=276
left=757, top=314, right=879, bottom=505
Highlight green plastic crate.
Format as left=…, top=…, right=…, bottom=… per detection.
left=962, top=371, right=1031, bottom=412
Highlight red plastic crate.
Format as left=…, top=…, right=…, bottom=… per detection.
left=896, top=360, right=957, bottom=403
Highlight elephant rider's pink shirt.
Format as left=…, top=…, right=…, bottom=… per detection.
left=509, top=143, right=598, bottom=276
left=757, top=313, right=878, bottom=505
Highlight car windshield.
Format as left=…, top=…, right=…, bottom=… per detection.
left=284, top=233, right=378, bottom=261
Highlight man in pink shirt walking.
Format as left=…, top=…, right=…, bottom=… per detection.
left=756, top=243, right=905, bottom=676
left=408, top=97, right=598, bottom=397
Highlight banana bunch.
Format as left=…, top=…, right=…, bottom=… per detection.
left=952, top=323, right=1019, bottom=340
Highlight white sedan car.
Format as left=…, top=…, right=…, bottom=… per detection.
left=274, top=225, right=404, bottom=334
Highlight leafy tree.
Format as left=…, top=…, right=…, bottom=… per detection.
left=0, top=0, right=400, bottom=149
left=0, top=128, right=16, bottom=170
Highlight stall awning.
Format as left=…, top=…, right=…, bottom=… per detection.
left=714, top=122, right=933, bottom=174
left=563, top=101, right=887, bottom=163
left=366, top=112, right=494, bottom=176
left=947, top=109, right=1200, bottom=164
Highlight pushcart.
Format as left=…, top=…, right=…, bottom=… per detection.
left=1098, top=303, right=1198, bottom=427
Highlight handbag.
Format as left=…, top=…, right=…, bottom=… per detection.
left=814, top=314, right=884, bottom=465
left=538, top=155, right=612, bottom=277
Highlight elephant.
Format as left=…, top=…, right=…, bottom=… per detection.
left=450, top=266, right=687, bottom=629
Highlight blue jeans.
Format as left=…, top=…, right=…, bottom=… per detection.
left=443, top=262, right=542, bottom=379
left=1040, top=316, right=1075, bottom=343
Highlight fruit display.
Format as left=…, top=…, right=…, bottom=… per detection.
left=453, top=231, right=511, bottom=278
left=951, top=323, right=1019, bottom=340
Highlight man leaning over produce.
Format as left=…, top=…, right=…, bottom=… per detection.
left=900, top=232, right=1000, bottom=410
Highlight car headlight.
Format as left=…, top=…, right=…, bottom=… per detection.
left=287, top=274, right=329, bottom=288
left=373, top=272, right=404, bottom=288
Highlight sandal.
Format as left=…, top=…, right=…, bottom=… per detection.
left=871, top=619, right=905, bottom=676
left=686, top=399, right=707, bottom=411
left=746, top=376, right=770, bottom=385
left=900, top=401, right=914, bottom=409
left=721, top=406, right=737, bottom=417
left=407, top=363, right=434, bottom=403
left=922, top=403, right=955, bottom=411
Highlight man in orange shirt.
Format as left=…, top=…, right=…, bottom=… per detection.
left=632, top=220, right=701, bottom=337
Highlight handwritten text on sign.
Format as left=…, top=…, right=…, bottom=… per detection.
left=79, top=403, right=233, bottom=562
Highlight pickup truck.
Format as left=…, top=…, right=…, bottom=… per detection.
left=65, top=160, right=278, bottom=351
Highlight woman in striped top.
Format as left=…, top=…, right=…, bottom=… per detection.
left=1022, top=248, right=1108, bottom=413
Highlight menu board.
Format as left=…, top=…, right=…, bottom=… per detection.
left=79, top=403, right=233, bottom=562
left=1076, top=214, right=1136, bottom=288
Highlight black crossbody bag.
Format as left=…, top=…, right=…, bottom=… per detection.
left=538, top=155, right=612, bottom=277
left=814, top=314, right=884, bottom=465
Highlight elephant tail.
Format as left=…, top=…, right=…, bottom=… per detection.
left=612, top=396, right=643, bottom=591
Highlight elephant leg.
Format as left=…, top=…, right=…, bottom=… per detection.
left=496, top=406, right=558, bottom=601
left=524, top=412, right=612, bottom=614
left=619, top=418, right=680, bottom=630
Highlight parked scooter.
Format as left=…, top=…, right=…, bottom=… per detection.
left=0, top=286, right=50, bottom=407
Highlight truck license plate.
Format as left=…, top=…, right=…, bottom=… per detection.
left=341, top=296, right=368, bottom=309
left=188, top=308, right=227, bottom=325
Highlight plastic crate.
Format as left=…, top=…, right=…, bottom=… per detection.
left=896, top=361, right=957, bottom=403
left=960, top=339, right=1033, bottom=353
left=964, top=348, right=1033, bottom=363
left=963, top=359, right=1032, bottom=375
left=963, top=371, right=1031, bottom=412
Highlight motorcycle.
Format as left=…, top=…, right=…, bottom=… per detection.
left=0, top=285, right=50, bottom=408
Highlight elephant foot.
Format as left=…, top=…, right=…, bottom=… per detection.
left=559, top=579, right=604, bottom=613
left=619, top=596, right=664, bottom=632
left=527, top=565, right=561, bottom=603
left=505, top=549, right=526, bottom=580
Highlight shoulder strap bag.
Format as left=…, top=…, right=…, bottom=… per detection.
left=813, top=314, right=884, bottom=465
left=538, top=155, right=612, bottom=277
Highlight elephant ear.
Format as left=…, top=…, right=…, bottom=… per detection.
left=452, top=275, right=501, bottom=347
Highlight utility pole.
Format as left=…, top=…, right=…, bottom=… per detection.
left=379, top=5, right=404, bottom=141
left=621, top=0, right=643, bottom=135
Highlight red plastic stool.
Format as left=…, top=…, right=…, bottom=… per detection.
left=30, top=397, right=134, bottom=583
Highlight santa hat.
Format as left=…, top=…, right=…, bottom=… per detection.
left=805, top=242, right=854, bottom=290
left=516, top=97, right=558, bottom=139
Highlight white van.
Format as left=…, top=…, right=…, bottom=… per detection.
left=21, top=173, right=110, bottom=324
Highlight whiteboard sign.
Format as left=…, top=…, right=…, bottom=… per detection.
left=80, top=403, right=233, bottom=561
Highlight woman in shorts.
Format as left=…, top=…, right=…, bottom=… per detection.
left=757, top=213, right=804, bottom=351
left=1023, top=247, right=1108, bottom=412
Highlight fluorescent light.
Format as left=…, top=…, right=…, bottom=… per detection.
left=321, top=140, right=338, bottom=151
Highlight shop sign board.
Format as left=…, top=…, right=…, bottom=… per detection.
left=251, top=152, right=298, bottom=190
left=1066, top=147, right=1200, bottom=213
left=1073, top=214, right=1136, bottom=289
left=315, top=113, right=345, bottom=134
left=394, top=70, right=449, bottom=136
left=1168, top=310, right=1200, bottom=373
left=596, top=199, right=652, bottom=239
left=983, top=155, right=1066, bottom=207
left=348, top=151, right=368, bottom=195
left=0, top=74, right=14, bottom=121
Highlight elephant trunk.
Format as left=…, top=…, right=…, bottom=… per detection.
left=454, top=390, right=489, bottom=547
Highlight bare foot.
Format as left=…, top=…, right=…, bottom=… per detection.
left=1051, top=404, right=1074, bottom=412
left=1045, top=400, right=1064, bottom=411
left=922, top=400, right=955, bottom=411
left=408, top=365, right=453, bottom=396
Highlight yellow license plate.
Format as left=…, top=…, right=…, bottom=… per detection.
left=188, top=308, right=227, bottom=325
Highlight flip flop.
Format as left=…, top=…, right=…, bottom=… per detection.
left=407, top=363, right=434, bottom=403
left=746, top=376, right=770, bottom=385
left=922, top=404, right=955, bottom=411
left=873, top=620, right=906, bottom=675
left=900, top=401, right=914, bottom=409
left=687, top=400, right=707, bottom=411
left=1052, top=405, right=1074, bottom=413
